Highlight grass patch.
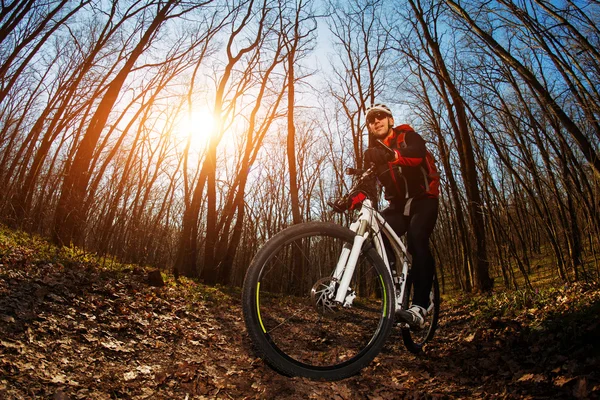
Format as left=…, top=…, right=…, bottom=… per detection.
left=0, top=223, right=143, bottom=276
left=449, top=280, right=599, bottom=327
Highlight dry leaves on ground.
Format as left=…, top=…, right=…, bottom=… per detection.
left=0, top=242, right=599, bottom=399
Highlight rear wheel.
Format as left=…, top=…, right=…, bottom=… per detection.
left=400, top=273, right=440, bottom=354
left=242, top=221, right=395, bottom=380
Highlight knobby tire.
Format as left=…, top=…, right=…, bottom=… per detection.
left=242, top=221, right=395, bottom=380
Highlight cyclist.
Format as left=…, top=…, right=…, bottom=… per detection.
left=362, top=103, right=439, bottom=329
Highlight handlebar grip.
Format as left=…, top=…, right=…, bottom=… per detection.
left=328, top=198, right=348, bottom=213
left=345, top=167, right=363, bottom=176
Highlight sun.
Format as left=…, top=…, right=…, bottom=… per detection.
left=178, top=108, right=216, bottom=150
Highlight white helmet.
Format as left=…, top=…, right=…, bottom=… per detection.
left=365, top=103, right=393, bottom=120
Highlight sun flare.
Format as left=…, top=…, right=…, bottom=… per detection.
left=178, top=108, right=216, bottom=149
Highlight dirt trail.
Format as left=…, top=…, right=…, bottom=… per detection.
left=1, top=260, right=599, bottom=399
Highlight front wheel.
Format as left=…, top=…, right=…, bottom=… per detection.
left=242, top=221, right=395, bottom=380
left=401, top=273, right=440, bottom=354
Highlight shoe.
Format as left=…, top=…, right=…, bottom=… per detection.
left=397, top=305, right=427, bottom=329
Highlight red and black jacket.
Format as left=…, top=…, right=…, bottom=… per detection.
left=369, top=124, right=440, bottom=205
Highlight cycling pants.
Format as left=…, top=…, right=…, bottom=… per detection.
left=381, top=196, right=439, bottom=308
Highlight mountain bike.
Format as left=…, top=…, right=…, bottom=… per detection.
left=242, top=163, right=440, bottom=381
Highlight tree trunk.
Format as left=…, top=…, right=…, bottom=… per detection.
left=286, top=42, right=302, bottom=226
left=53, top=0, right=177, bottom=246
left=409, top=0, right=493, bottom=291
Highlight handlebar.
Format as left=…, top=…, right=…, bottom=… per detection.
left=347, top=165, right=376, bottom=181
left=330, top=140, right=394, bottom=212
left=329, top=165, right=377, bottom=213
left=345, top=167, right=363, bottom=176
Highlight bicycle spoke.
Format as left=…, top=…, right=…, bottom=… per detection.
left=257, top=235, right=386, bottom=368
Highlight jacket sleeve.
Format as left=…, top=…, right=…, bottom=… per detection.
left=389, top=130, right=426, bottom=167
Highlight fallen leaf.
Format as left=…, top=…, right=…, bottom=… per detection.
left=51, top=374, right=67, bottom=384
left=124, top=371, right=137, bottom=381
left=136, top=365, right=153, bottom=374
left=100, top=339, right=133, bottom=352
left=0, top=314, right=15, bottom=323
left=518, top=373, right=546, bottom=383
left=554, top=375, right=577, bottom=387
left=0, top=339, right=24, bottom=353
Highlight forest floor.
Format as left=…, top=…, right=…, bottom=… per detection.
left=1, top=227, right=599, bottom=399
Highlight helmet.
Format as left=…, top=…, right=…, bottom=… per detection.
left=365, top=103, right=393, bottom=119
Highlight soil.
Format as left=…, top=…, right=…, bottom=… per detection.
left=1, top=256, right=599, bottom=399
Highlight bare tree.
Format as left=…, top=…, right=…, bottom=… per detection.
left=53, top=0, right=213, bottom=246
left=445, top=0, right=600, bottom=179
left=281, top=0, right=317, bottom=226
left=326, top=0, right=392, bottom=166
left=0, top=1, right=91, bottom=105
left=174, top=0, right=278, bottom=280
left=390, top=0, right=493, bottom=291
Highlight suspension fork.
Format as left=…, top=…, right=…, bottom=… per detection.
left=331, top=220, right=359, bottom=282
left=333, top=219, right=369, bottom=304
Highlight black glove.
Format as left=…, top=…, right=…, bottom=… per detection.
left=364, top=147, right=395, bottom=166
left=330, top=198, right=349, bottom=213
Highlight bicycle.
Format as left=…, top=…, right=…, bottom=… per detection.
left=242, top=161, right=440, bottom=381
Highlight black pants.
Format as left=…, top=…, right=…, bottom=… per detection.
left=382, top=197, right=439, bottom=308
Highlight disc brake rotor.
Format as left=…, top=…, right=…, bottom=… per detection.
left=310, top=277, right=340, bottom=316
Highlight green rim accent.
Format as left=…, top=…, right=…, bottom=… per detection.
left=256, top=282, right=266, bottom=333
left=379, top=275, right=387, bottom=315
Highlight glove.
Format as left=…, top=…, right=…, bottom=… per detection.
left=364, top=147, right=395, bottom=166
left=330, top=198, right=348, bottom=213
left=330, top=191, right=368, bottom=213
left=348, top=190, right=367, bottom=210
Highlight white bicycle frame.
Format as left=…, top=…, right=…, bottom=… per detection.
left=331, top=198, right=410, bottom=313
